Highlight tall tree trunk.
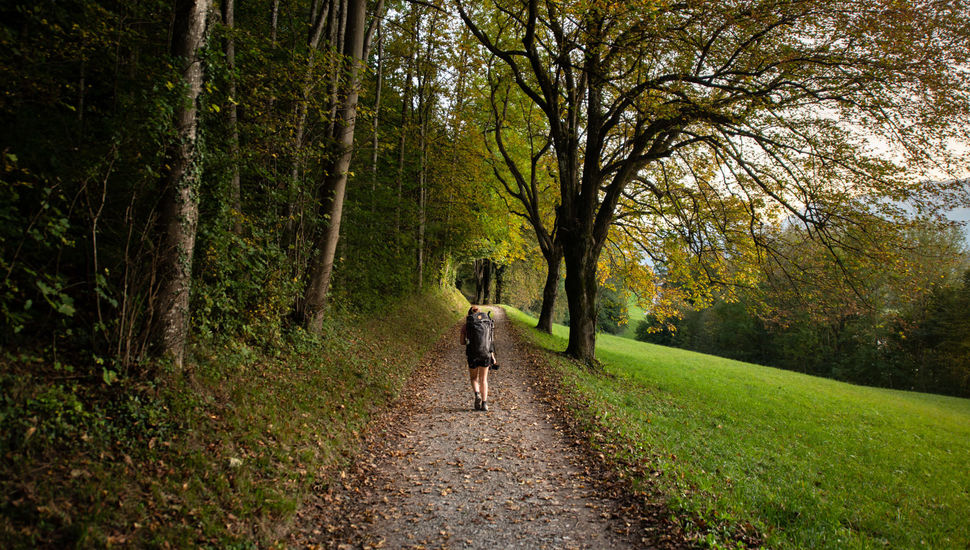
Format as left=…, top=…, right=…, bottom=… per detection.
left=416, top=82, right=427, bottom=291
left=222, top=0, right=242, bottom=235
left=371, top=21, right=382, bottom=194
left=152, top=0, right=210, bottom=367
left=537, top=245, right=562, bottom=333
left=301, top=0, right=369, bottom=332
left=270, top=0, right=279, bottom=45
left=264, top=0, right=281, bottom=194
left=473, top=259, right=485, bottom=304
left=482, top=259, right=493, bottom=305
left=415, top=13, right=437, bottom=292
left=562, top=237, right=599, bottom=365
left=494, top=264, right=506, bottom=305
left=396, top=17, right=416, bottom=240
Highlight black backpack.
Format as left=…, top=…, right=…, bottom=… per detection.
left=465, top=311, right=494, bottom=366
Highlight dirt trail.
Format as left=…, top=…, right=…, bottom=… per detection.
left=289, top=307, right=649, bottom=549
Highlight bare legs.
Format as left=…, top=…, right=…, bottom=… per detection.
left=468, top=366, right=490, bottom=410
left=469, top=367, right=480, bottom=394
left=475, top=366, right=489, bottom=403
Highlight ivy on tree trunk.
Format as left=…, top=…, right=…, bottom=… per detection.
left=151, top=0, right=210, bottom=368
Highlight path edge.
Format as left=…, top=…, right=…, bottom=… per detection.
left=500, top=307, right=698, bottom=550
left=285, top=319, right=466, bottom=548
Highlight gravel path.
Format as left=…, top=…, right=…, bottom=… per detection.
left=289, top=307, right=653, bottom=549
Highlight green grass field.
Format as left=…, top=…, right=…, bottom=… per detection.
left=505, top=307, right=970, bottom=549
left=619, top=294, right=647, bottom=339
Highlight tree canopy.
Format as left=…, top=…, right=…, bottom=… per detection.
left=457, top=0, right=970, bottom=363
left=1, top=0, right=968, bottom=373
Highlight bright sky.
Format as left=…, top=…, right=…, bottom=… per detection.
left=949, top=207, right=970, bottom=242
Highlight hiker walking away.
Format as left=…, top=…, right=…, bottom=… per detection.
left=460, top=306, right=496, bottom=411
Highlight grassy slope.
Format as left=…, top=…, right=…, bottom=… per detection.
left=505, top=307, right=970, bottom=549
left=619, top=295, right=647, bottom=339
left=1, top=289, right=466, bottom=548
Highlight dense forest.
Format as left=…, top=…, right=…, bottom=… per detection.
left=1, top=0, right=513, bottom=369
left=2, top=0, right=970, bottom=544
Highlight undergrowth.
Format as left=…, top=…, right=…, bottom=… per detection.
left=0, top=288, right=466, bottom=548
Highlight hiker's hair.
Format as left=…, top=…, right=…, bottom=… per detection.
left=468, top=306, right=480, bottom=314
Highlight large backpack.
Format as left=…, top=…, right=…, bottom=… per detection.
left=465, top=311, right=494, bottom=366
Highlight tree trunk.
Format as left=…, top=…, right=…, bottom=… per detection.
left=494, top=264, right=507, bottom=305
left=536, top=246, right=562, bottom=333
left=416, top=81, right=427, bottom=292
left=562, top=238, right=598, bottom=365
left=371, top=21, right=382, bottom=194
left=222, top=0, right=242, bottom=235
left=264, top=0, right=280, bottom=189
left=301, top=0, right=369, bottom=332
left=482, top=258, right=492, bottom=305
left=473, top=259, right=485, bottom=304
left=270, top=0, right=279, bottom=43
left=396, top=16, right=416, bottom=240
left=152, top=0, right=210, bottom=367
left=415, top=13, right=438, bottom=292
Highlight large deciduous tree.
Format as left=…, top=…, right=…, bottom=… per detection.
left=457, top=0, right=970, bottom=364
left=151, top=0, right=211, bottom=367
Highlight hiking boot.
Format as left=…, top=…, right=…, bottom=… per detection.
left=474, top=392, right=482, bottom=411
left=481, top=400, right=489, bottom=412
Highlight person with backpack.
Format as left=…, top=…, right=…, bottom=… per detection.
left=460, top=306, right=496, bottom=411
